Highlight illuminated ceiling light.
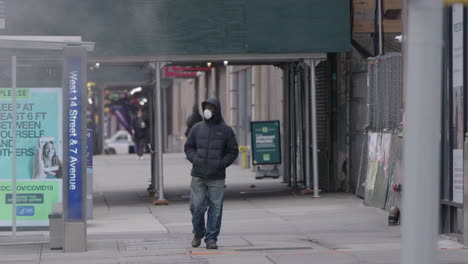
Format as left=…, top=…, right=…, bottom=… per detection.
left=87, top=82, right=96, bottom=89
left=206, top=62, right=212, bottom=67
left=130, top=86, right=142, bottom=95
left=223, top=60, right=228, bottom=66
left=95, top=62, right=100, bottom=68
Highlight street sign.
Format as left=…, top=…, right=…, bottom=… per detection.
left=164, top=66, right=212, bottom=78
left=65, top=55, right=84, bottom=221
left=250, top=121, right=281, bottom=165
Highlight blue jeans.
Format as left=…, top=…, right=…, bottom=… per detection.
left=134, top=137, right=146, bottom=157
left=190, top=177, right=225, bottom=243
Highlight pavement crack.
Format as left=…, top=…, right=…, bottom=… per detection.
left=37, top=239, right=44, bottom=264
left=265, top=255, right=279, bottom=264
left=136, top=191, right=148, bottom=202
left=306, top=238, right=341, bottom=251
left=240, top=236, right=255, bottom=246
left=147, top=206, right=171, bottom=233
left=116, top=240, right=123, bottom=252
left=244, top=197, right=260, bottom=209
left=347, top=252, right=366, bottom=263
left=103, top=194, right=110, bottom=211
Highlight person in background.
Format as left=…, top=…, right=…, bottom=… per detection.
left=131, top=109, right=148, bottom=160
left=185, top=103, right=203, bottom=137
left=184, top=98, right=239, bottom=250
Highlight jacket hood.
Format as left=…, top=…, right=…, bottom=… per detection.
left=202, top=98, right=224, bottom=123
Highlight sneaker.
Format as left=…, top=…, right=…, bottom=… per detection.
left=192, top=236, right=202, bottom=248
left=206, top=242, right=218, bottom=249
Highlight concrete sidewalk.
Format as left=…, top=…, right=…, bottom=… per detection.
left=1, top=153, right=467, bottom=264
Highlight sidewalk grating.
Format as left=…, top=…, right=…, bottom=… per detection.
left=0, top=234, right=45, bottom=245
left=118, top=238, right=191, bottom=251
left=123, top=260, right=208, bottom=264
left=235, top=247, right=312, bottom=252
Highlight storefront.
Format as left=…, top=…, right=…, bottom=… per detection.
left=440, top=3, right=468, bottom=242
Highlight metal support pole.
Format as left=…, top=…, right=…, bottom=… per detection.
left=215, top=66, right=220, bottom=99
left=246, top=69, right=252, bottom=169
left=306, top=59, right=320, bottom=198
left=463, top=136, right=468, bottom=246
left=210, top=68, right=216, bottom=98
left=162, top=82, right=168, bottom=152
left=97, top=87, right=104, bottom=154
left=243, top=70, right=249, bottom=151
left=311, top=61, right=320, bottom=198
left=156, top=63, right=164, bottom=200
left=377, top=0, right=384, bottom=55
left=304, top=63, right=312, bottom=190
left=286, top=66, right=293, bottom=185
left=11, top=55, right=17, bottom=237
left=195, top=77, right=200, bottom=106
left=153, top=62, right=168, bottom=205
left=401, top=0, right=442, bottom=263
left=282, top=66, right=291, bottom=185
left=289, top=65, right=297, bottom=187
left=149, top=78, right=157, bottom=193
left=345, top=53, right=351, bottom=193
left=295, top=69, right=304, bottom=187
left=204, top=72, right=210, bottom=100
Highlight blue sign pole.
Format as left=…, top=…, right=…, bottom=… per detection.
left=66, top=56, right=83, bottom=221
left=62, top=46, right=88, bottom=253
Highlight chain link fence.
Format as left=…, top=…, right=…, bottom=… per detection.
left=366, top=52, right=402, bottom=132
left=356, top=53, right=403, bottom=209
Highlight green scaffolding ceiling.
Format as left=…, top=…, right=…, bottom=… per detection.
left=2, top=0, right=350, bottom=57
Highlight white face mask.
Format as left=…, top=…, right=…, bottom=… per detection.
left=203, top=109, right=213, bottom=120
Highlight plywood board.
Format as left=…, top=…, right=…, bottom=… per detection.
left=353, top=19, right=402, bottom=33
left=354, top=0, right=375, bottom=10
left=353, top=0, right=402, bottom=11
left=384, top=0, right=403, bottom=10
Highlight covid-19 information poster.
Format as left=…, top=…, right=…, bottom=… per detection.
left=250, top=121, right=281, bottom=165
left=0, top=88, right=63, bottom=227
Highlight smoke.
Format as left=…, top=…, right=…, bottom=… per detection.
left=2, top=0, right=236, bottom=56
left=3, top=0, right=125, bottom=56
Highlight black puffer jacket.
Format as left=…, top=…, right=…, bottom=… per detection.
left=184, top=98, right=239, bottom=179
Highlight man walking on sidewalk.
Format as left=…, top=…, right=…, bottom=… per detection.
left=132, top=109, right=148, bottom=160
left=184, top=98, right=239, bottom=249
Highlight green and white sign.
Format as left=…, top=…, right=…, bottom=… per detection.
left=0, top=180, right=62, bottom=226
left=0, top=88, right=63, bottom=227
left=251, top=121, right=281, bottom=165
